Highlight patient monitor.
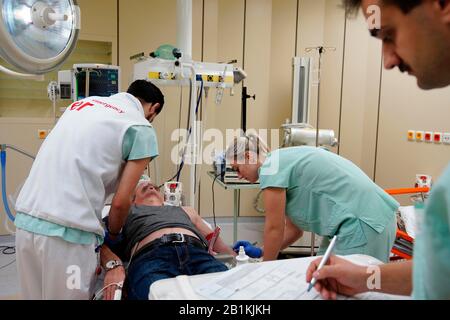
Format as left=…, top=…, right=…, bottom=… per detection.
left=58, top=64, right=120, bottom=101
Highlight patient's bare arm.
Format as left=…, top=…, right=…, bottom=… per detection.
left=183, top=206, right=236, bottom=256
left=100, top=245, right=126, bottom=300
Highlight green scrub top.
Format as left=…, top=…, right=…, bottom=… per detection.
left=413, top=163, right=450, bottom=300
left=259, top=147, right=399, bottom=251
left=122, top=125, right=159, bottom=161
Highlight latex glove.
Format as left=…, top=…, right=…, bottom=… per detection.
left=233, top=240, right=263, bottom=258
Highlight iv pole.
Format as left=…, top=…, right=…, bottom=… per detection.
left=305, top=45, right=336, bottom=256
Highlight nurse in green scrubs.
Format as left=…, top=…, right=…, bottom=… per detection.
left=225, top=134, right=399, bottom=262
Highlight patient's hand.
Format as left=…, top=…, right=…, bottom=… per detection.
left=103, top=266, right=126, bottom=300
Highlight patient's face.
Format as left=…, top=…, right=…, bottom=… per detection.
left=134, top=182, right=164, bottom=205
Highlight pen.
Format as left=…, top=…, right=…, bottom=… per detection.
left=307, top=235, right=338, bottom=292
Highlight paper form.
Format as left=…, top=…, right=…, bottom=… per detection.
left=195, top=258, right=322, bottom=300
left=194, top=255, right=411, bottom=300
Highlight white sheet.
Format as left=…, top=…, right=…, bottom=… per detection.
left=398, top=206, right=417, bottom=239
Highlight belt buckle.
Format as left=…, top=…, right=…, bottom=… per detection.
left=171, top=233, right=185, bottom=243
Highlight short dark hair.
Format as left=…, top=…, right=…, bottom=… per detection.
left=127, top=80, right=165, bottom=114
left=342, top=0, right=422, bottom=16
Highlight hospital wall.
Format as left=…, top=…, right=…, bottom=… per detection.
left=1, top=0, right=450, bottom=235
left=341, top=12, right=450, bottom=202
left=0, top=0, right=118, bottom=235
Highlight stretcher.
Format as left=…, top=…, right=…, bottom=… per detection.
left=385, top=187, right=429, bottom=261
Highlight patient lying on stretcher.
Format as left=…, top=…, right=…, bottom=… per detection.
left=100, top=181, right=236, bottom=300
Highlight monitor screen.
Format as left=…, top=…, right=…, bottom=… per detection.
left=75, top=67, right=119, bottom=100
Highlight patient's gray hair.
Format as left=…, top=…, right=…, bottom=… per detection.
left=225, top=133, right=270, bottom=164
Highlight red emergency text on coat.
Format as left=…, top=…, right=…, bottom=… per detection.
left=69, top=100, right=125, bottom=114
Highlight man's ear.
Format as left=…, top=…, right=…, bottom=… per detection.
left=438, top=0, right=450, bottom=23
left=151, top=103, right=160, bottom=114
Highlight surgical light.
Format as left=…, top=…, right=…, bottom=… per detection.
left=14, top=5, right=32, bottom=24
left=0, top=0, right=80, bottom=78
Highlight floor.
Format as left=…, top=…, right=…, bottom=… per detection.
left=0, top=235, right=20, bottom=300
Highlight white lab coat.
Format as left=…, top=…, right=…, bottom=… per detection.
left=15, top=92, right=151, bottom=236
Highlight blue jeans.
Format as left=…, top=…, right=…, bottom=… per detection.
left=126, top=243, right=228, bottom=300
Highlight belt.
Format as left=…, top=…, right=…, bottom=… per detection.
left=131, top=233, right=207, bottom=262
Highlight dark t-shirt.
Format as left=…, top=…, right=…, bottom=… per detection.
left=105, top=205, right=207, bottom=261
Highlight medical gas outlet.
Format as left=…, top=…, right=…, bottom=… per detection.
left=38, top=130, right=47, bottom=139
left=408, top=130, right=450, bottom=145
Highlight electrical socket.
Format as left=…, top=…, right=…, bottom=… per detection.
left=443, top=133, right=450, bottom=145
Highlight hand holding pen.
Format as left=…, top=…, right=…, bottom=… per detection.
left=305, top=243, right=369, bottom=300
left=307, top=235, right=338, bottom=292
